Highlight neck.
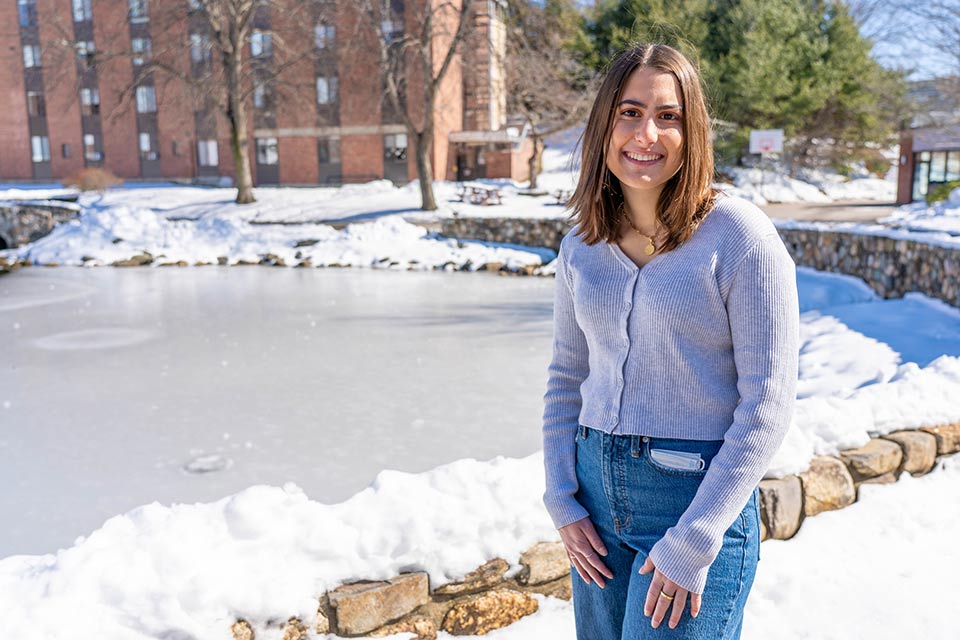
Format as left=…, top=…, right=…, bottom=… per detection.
left=621, top=188, right=662, bottom=234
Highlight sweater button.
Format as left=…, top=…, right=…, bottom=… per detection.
left=642, top=436, right=649, bottom=442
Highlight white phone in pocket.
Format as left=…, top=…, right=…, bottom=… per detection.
left=648, top=448, right=706, bottom=471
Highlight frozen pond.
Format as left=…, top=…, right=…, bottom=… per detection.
left=0, top=268, right=554, bottom=556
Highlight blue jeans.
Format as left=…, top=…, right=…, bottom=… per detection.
left=571, top=425, right=760, bottom=640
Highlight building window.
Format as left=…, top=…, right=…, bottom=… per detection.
left=197, top=139, right=218, bottom=167
left=135, top=85, right=156, bottom=113
left=76, top=41, right=96, bottom=66
left=83, top=133, right=102, bottom=161
left=131, top=37, right=151, bottom=65
left=62, top=143, right=71, bottom=158
left=318, top=138, right=341, bottom=164
left=139, top=132, right=158, bottom=160
left=256, top=137, right=278, bottom=165
left=26, top=91, right=45, bottom=117
left=187, top=0, right=202, bottom=10
left=316, top=76, right=338, bottom=105
left=314, top=23, right=335, bottom=49
left=250, top=30, right=272, bottom=58
left=72, top=0, right=93, bottom=22
left=129, top=0, right=148, bottom=22
left=253, top=82, right=271, bottom=109
left=381, top=19, right=402, bottom=42
left=384, top=133, right=407, bottom=161
left=190, top=33, right=211, bottom=64
left=18, top=0, right=37, bottom=27
left=22, top=45, right=41, bottom=69
left=31, top=135, right=50, bottom=162
left=80, top=88, right=100, bottom=115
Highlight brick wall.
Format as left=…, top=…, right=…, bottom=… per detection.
left=0, top=2, right=33, bottom=179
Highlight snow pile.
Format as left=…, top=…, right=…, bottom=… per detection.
left=0, top=455, right=555, bottom=640
left=718, top=167, right=832, bottom=205
left=880, top=186, right=960, bottom=236
left=3, top=208, right=554, bottom=271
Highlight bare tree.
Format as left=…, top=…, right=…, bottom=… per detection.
left=46, top=0, right=324, bottom=204
left=348, top=0, right=475, bottom=211
left=504, top=0, right=596, bottom=190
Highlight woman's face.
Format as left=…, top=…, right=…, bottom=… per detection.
left=605, top=66, right=685, bottom=204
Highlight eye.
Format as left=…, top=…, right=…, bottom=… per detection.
left=660, top=112, right=680, bottom=121
left=620, top=108, right=641, bottom=118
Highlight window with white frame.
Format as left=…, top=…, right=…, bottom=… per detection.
left=135, top=85, right=156, bottom=113
left=384, top=133, right=407, bottom=161
left=250, top=30, right=272, bottom=58
left=26, top=91, right=45, bottom=117
left=254, top=82, right=271, bottom=109
left=83, top=133, right=101, bottom=161
left=76, top=40, right=96, bottom=65
left=139, top=132, right=157, bottom=160
left=128, top=0, right=148, bottom=22
left=316, top=76, right=338, bottom=105
left=72, top=0, right=92, bottom=22
left=131, top=37, right=151, bottom=65
left=197, top=139, right=218, bottom=167
left=80, top=87, right=100, bottom=115
left=190, top=33, right=211, bottom=64
left=256, top=137, right=278, bottom=165
left=22, top=45, right=41, bottom=68
left=31, top=135, right=50, bottom=162
left=314, top=23, right=335, bottom=49
left=318, top=138, right=340, bottom=164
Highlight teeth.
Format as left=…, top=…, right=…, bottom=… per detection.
left=626, top=152, right=660, bottom=162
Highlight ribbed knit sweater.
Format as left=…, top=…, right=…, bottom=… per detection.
left=542, top=194, right=799, bottom=595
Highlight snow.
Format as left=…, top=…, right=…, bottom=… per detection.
left=881, top=186, right=960, bottom=236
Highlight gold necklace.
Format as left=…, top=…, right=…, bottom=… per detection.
left=619, top=206, right=661, bottom=256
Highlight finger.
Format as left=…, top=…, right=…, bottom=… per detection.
left=668, top=589, right=689, bottom=629
left=690, top=592, right=702, bottom=618
left=644, top=573, right=664, bottom=617
left=651, top=587, right=675, bottom=629
left=578, top=554, right=608, bottom=588
left=569, top=555, right=592, bottom=585
left=582, top=550, right=614, bottom=580
left=579, top=520, right=609, bottom=556
left=637, top=556, right=654, bottom=575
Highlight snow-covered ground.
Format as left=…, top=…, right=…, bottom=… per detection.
left=880, top=185, right=960, bottom=236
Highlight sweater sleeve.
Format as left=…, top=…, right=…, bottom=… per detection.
left=541, top=242, right=592, bottom=529
left=647, top=231, right=800, bottom=594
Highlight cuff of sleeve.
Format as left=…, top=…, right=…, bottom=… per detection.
left=647, top=535, right=714, bottom=595
left=543, top=493, right=590, bottom=530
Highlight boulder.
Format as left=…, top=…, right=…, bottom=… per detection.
left=798, top=456, right=856, bottom=516
left=434, top=558, right=509, bottom=597
left=919, top=423, right=960, bottom=455
left=440, top=589, right=538, bottom=636
left=758, top=476, right=803, bottom=539
left=327, top=573, right=429, bottom=636
left=882, top=431, right=937, bottom=476
left=230, top=620, right=254, bottom=640
left=282, top=618, right=308, bottom=640
left=523, top=573, right=572, bottom=601
left=839, top=438, right=903, bottom=482
left=111, top=252, right=153, bottom=267
left=860, top=472, right=898, bottom=485
left=370, top=617, right=437, bottom=640
left=518, top=541, right=568, bottom=586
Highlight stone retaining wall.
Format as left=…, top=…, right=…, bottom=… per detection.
left=231, top=422, right=960, bottom=640
left=0, top=202, right=79, bottom=250
left=439, top=217, right=960, bottom=309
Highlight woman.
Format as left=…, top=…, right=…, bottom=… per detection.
left=542, top=44, right=799, bottom=639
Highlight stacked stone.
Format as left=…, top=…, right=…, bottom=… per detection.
left=439, top=217, right=571, bottom=253
left=0, top=203, right=79, bottom=248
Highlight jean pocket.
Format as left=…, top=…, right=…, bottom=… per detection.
left=642, top=437, right=723, bottom=477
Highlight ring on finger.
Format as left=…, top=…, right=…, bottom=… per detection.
left=658, top=589, right=676, bottom=601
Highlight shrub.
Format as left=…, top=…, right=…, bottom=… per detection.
left=926, top=180, right=960, bottom=205
left=63, top=168, right=123, bottom=192
left=862, top=153, right=892, bottom=179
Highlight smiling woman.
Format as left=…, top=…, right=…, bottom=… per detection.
left=543, top=44, right=800, bottom=640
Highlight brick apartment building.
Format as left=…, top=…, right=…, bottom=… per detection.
left=0, top=0, right=530, bottom=187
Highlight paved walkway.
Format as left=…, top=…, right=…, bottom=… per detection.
left=764, top=200, right=898, bottom=223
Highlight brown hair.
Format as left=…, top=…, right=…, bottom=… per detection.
left=569, top=43, right=715, bottom=250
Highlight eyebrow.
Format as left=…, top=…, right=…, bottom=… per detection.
left=618, top=99, right=683, bottom=111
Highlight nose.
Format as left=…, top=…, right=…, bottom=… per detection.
left=633, top=116, right=658, bottom=145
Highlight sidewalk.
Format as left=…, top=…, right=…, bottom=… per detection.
left=764, top=199, right=898, bottom=223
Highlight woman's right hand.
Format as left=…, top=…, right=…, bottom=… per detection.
left=559, top=516, right=614, bottom=588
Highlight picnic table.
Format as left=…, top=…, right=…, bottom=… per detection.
left=456, top=182, right=503, bottom=206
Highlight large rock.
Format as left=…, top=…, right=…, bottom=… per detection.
left=434, top=558, right=509, bottom=597
left=758, top=476, right=803, bottom=540
left=919, top=423, right=960, bottom=455
left=111, top=252, right=153, bottom=267
left=441, top=589, right=538, bottom=636
left=230, top=620, right=254, bottom=640
left=370, top=617, right=437, bottom=640
left=518, top=541, right=568, bottom=586
left=327, top=572, right=430, bottom=636
left=282, top=618, right=308, bottom=640
left=882, top=430, right=937, bottom=475
left=798, top=456, right=856, bottom=516
left=522, top=573, right=572, bottom=601
left=839, top=438, right=903, bottom=482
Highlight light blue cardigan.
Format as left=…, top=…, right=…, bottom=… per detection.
left=542, top=194, right=800, bottom=594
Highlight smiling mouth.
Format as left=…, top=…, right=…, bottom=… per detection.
left=624, top=151, right=663, bottom=163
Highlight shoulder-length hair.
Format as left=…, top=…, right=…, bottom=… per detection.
left=569, top=43, right=715, bottom=251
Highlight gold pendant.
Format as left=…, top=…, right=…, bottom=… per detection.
left=644, top=242, right=655, bottom=256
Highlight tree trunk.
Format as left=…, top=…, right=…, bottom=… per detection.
left=414, top=130, right=437, bottom=211
left=528, top=134, right=543, bottom=190
left=225, top=28, right=255, bottom=205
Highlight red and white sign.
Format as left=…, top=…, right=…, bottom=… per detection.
left=749, top=129, right=784, bottom=154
